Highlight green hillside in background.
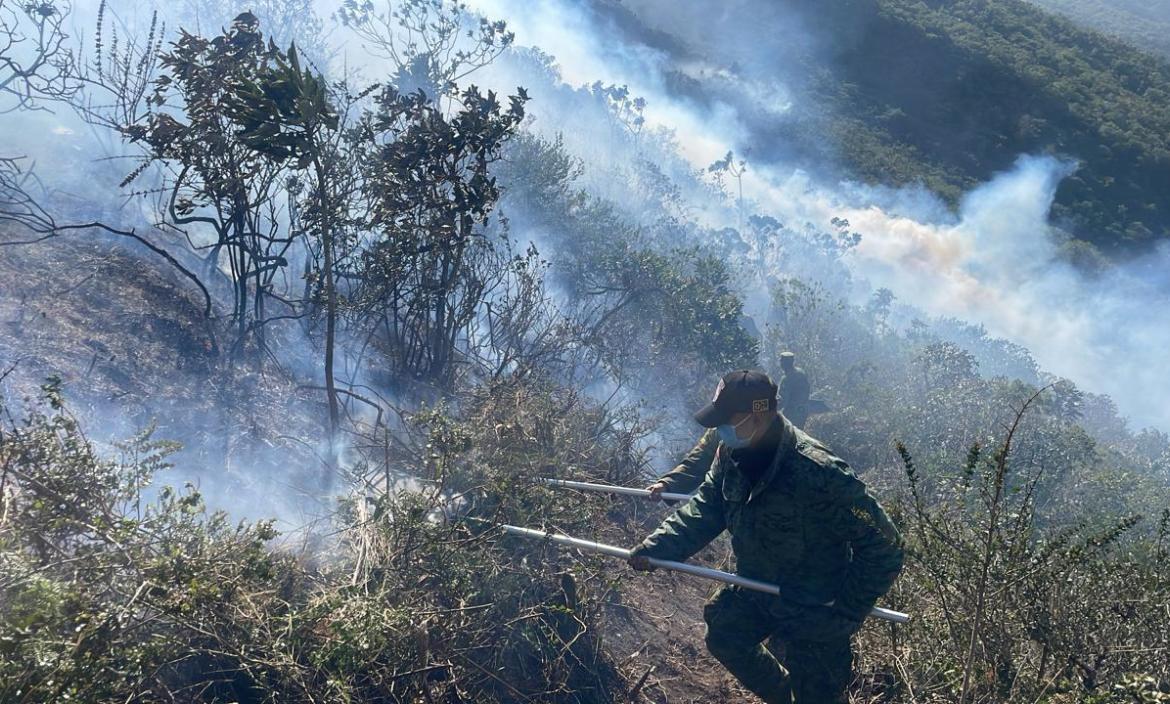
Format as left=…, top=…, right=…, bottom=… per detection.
left=774, top=0, right=1170, bottom=261
left=1025, top=0, right=1170, bottom=59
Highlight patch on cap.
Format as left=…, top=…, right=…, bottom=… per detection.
left=692, top=369, right=779, bottom=427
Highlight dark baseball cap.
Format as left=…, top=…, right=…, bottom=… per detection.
left=693, top=370, right=779, bottom=427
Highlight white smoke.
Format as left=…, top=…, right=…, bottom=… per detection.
left=461, top=0, right=1170, bottom=432
left=839, top=156, right=1167, bottom=424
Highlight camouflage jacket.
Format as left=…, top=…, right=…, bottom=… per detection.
left=635, top=415, right=904, bottom=620
left=655, top=428, right=720, bottom=497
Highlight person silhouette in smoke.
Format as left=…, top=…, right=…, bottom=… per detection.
left=629, top=370, right=903, bottom=704
left=778, top=351, right=810, bottom=429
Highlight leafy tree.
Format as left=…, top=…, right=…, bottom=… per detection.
left=117, top=13, right=298, bottom=359
left=223, top=39, right=349, bottom=464
left=350, top=84, right=527, bottom=389
left=177, top=0, right=331, bottom=66
left=707, top=149, right=747, bottom=229
left=335, top=0, right=514, bottom=104
left=217, top=11, right=533, bottom=465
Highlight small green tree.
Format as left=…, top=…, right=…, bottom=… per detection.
left=224, top=40, right=348, bottom=468
left=118, top=13, right=297, bottom=359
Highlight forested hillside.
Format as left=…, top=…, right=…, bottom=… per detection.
left=763, top=0, right=1170, bottom=258
left=2, top=0, right=1169, bottom=702
left=1025, top=0, right=1170, bottom=60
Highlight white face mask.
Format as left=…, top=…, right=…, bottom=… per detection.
left=717, top=414, right=756, bottom=450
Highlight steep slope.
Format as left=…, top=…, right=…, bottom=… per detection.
left=0, top=227, right=329, bottom=519
left=1024, top=0, right=1170, bottom=60
left=0, top=227, right=740, bottom=701
left=782, top=0, right=1170, bottom=255
left=606, top=0, right=1170, bottom=258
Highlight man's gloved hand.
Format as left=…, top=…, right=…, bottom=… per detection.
left=627, top=544, right=656, bottom=572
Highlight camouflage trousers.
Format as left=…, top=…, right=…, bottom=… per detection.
left=703, top=585, right=856, bottom=704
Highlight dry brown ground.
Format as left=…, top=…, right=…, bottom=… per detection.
left=0, top=228, right=331, bottom=522
left=602, top=533, right=760, bottom=703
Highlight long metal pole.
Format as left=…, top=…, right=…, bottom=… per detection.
left=540, top=477, right=694, bottom=503
left=500, top=523, right=910, bottom=624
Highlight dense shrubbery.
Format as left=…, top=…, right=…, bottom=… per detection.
left=0, top=376, right=649, bottom=702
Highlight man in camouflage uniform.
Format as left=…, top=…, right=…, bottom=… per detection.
left=646, top=353, right=813, bottom=502
left=778, top=351, right=811, bottom=429
left=629, top=370, right=903, bottom=704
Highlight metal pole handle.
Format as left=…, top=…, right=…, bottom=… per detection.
left=499, top=523, right=911, bottom=624
left=540, top=477, right=694, bottom=503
